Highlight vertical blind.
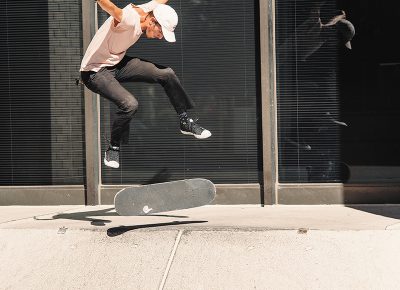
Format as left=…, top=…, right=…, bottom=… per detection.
left=98, top=0, right=261, bottom=184
left=0, top=0, right=85, bottom=185
left=275, top=0, right=344, bottom=183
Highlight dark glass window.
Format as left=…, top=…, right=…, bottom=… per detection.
left=99, top=0, right=260, bottom=184
left=0, top=0, right=85, bottom=185
left=338, top=0, right=400, bottom=183
left=276, top=0, right=400, bottom=184
left=276, top=0, right=351, bottom=183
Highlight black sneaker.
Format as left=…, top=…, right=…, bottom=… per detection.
left=180, top=117, right=211, bottom=139
left=104, top=145, right=120, bottom=168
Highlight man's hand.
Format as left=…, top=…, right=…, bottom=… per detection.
left=96, top=0, right=123, bottom=23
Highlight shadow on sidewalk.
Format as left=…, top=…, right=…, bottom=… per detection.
left=347, top=205, right=400, bottom=220
left=34, top=207, right=190, bottom=226
left=107, top=220, right=208, bottom=237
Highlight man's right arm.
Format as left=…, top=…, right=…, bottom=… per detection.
left=96, top=0, right=123, bottom=23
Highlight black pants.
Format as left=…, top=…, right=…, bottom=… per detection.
left=81, top=56, right=195, bottom=146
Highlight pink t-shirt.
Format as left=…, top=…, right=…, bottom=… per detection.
left=80, top=1, right=159, bottom=72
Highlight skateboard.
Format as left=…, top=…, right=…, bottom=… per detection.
left=114, top=178, right=216, bottom=216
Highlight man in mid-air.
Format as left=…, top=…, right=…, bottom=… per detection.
left=80, top=0, right=211, bottom=168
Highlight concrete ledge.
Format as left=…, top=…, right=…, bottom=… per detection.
left=212, top=184, right=261, bottom=205
left=2, top=183, right=399, bottom=205
left=278, top=183, right=400, bottom=204
left=0, top=186, right=86, bottom=205
left=343, top=184, right=400, bottom=204
left=101, top=184, right=262, bottom=205
left=278, top=184, right=344, bottom=204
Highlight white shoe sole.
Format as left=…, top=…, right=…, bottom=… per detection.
left=104, top=153, right=119, bottom=168
left=180, top=129, right=212, bottom=139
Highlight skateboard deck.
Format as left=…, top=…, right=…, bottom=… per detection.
left=114, top=178, right=216, bottom=216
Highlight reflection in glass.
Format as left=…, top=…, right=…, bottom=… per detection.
left=276, top=0, right=354, bottom=183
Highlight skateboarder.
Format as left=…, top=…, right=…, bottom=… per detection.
left=80, top=0, right=211, bottom=169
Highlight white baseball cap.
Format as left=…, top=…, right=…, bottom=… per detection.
left=153, top=4, right=178, bottom=42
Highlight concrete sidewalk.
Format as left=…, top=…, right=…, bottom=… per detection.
left=1, top=205, right=400, bottom=289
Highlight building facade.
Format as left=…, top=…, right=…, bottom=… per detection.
left=1, top=0, right=399, bottom=205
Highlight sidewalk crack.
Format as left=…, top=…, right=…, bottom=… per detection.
left=159, top=229, right=184, bottom=290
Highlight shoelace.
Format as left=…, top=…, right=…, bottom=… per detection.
left=188, top=119, right=205, bottom=134
left=181, top=117, right=199, bottom=125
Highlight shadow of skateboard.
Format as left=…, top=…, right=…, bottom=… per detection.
left=114, top=178, right=216, bottom=216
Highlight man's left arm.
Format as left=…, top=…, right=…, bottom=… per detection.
left=134, top=0, right=168, bottom=13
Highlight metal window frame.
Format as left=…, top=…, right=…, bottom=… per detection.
left=82, top=1, right=101, bottom=205
left=94, top=0, right=266, bottom=206
left=265, top=0, right=400, bottom=204
left=259, top=0, right=278, bottom=205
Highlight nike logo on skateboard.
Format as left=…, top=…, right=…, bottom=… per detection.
left=143, top=205, right=153, bottom=214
